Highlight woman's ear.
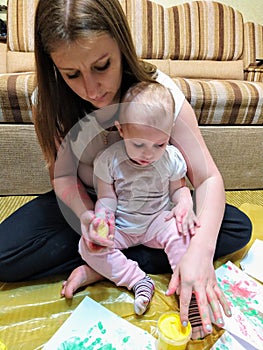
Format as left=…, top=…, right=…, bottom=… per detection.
left=115, top=120, right=124, bottom=138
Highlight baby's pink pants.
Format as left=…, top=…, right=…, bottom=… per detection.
left=79, top=211, right=190, bottom=289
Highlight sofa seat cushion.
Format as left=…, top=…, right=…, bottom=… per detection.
left=0, top=72, right=36, bottom=123
left=174, top=78, right=263, bottom=125
left=169, top=60, right=244, bottom=80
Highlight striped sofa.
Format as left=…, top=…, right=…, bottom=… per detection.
left=0, top=0, right=263, bottom=196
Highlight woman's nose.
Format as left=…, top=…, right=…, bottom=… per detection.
left=84, top=74, right=98, bottom=100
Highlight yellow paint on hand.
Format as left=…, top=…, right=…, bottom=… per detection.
left=97, top=220, right=109, bottom=238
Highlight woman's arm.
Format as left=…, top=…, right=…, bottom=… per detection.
left=32, top=105, right=95, bottom=220
left=167, top=100, right=231, bottom=333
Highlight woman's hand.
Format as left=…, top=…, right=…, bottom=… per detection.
left=166, top=248, right=232, bottom=335
left=80, top=210, right=102, bottom=252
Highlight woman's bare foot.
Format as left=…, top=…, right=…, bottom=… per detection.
left=61, top=264, right=104, bottom=299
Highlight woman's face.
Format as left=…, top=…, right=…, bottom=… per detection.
left=51, top=34, right=122, bottom=109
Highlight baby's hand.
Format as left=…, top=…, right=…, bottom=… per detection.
left=89, top=209, right=115, bottom=247
left=80, top=210, right=107, bottom=252
left=165, top=206, right=200, bottom=236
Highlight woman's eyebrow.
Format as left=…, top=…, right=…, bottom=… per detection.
left=57, top=53, right=110, bottom=71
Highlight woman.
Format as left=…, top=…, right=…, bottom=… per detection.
left=0, top=0, right=251, bottom=338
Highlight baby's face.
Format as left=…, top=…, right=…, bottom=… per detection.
left=121, top=124, right=169, bottom=166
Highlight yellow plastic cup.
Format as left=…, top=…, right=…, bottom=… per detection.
left=156, top=312, right=192, bottom=350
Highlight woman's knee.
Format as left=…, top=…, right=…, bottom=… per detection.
left=214, top=204, right=252, bottom=259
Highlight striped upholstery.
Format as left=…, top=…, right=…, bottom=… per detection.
left=1, top=0, right=263, bottom=125
left=245, top=64, right=263, bottom=83
left=7, top=0, right=38, bottom=53
left=243, top=22, right=263, bottom=69
left=167, top=1, right=244, bottom=61
left=122, top=0, right=244, bottom=61
left=243, top=22, right=263, bottom=82
left=0, top=73, right=36, bottom=123
left=173, top=78, right=263, bottom=124
left=121, top=0, right=168, bottom=59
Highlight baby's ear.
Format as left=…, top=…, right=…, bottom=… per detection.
left=115, top=120, right=123, bottom=137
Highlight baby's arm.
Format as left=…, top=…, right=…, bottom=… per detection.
left=166, top=178, right=200, bottom=236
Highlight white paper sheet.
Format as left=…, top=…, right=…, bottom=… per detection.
left=43, top=296, right=157, bottom=350
left=215, top=261, right=263, bottom=349
left=240, top=239, right=263, bottom=283
left=211, top=331, right=257, bottom=350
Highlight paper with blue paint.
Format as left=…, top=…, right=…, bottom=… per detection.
left=43, top=296, right=156, bottom=350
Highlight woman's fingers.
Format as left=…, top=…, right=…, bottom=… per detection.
left=195, top=283, right=231, bottom=334
left=166, top=269, right=180, bottom=295
left=80, top=210, right=95, bottom=235
left=213, top=284, right=232, bottom=320
left=178, top=286, right=193, bottom=327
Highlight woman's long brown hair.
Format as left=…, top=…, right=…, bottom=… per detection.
left=34, top=0, right=156, bottom=166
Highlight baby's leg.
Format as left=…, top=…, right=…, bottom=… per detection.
left=114, top=230, right=155, bottom=315
left=133, top=275, right=155, bottom=315
left=79, top=234, right=154, bottom=315
left=144, top=211, right=190, bottom=270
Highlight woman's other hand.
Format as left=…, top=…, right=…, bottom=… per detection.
left=166, top=249, right=231, bottom=336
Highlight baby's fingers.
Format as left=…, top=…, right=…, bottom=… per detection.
left=164, top=211, right=174, bottom=221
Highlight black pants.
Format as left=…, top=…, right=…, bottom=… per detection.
left=0, top=190, right=252, bottom=282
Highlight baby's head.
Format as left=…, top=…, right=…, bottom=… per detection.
left=116, top=82, right=175, bottom=166
left=119, top=81, right=174, bottom=134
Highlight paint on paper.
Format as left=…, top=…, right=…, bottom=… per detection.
left=43, top=296, right=156, bottom=350
left=215, top=261, right=263, bottom=349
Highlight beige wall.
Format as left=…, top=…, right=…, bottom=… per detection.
left=152, top=0, right=263, bottom=24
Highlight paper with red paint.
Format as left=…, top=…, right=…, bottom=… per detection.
left=215, top=261, right=263, bottom=349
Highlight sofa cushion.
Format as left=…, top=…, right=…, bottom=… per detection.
left=120, top=0, right=168, bottom=59
left=7, top=52, right=35, bottom=73
left=243, top=22, right=263, bottom=69
left=167, top=1, right=244, bottom=61
left=7, top=0, right=38, bottom=53
left=0, top=72, right=36, bottom=123
left=169, top=60, right=244, bottom=80
left=173, top=78, right=263, bottom=124
left=245, top=63, right=263, bottom=82
left=6, top=0, right=38, bottom=73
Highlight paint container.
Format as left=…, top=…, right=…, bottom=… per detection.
left=156, top=312, right=191, bottom=350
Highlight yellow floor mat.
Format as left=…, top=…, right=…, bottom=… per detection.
left=0, top=192, right=262, bottom=349
left=0, top=196, right=36, bottom=223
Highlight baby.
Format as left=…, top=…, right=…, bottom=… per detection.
left=79, top=81, right=200, bottom=315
